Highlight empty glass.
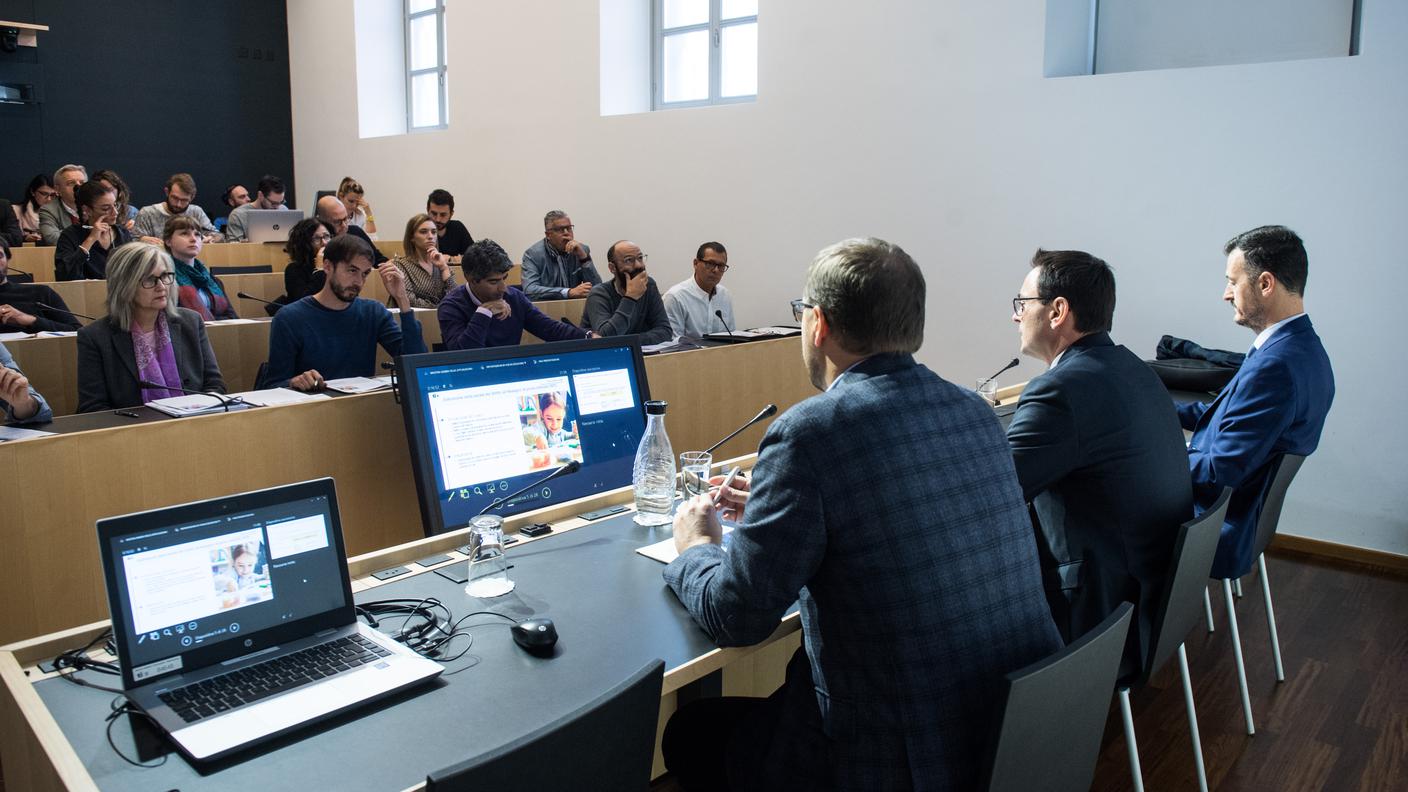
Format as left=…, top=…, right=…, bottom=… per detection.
left=465, top=515, right=514, bottom=598
left=976, top=379, right=998, bottom=406
left=680, top=451, right=713, bottom=498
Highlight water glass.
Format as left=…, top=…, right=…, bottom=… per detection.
left=975, top=379, right=998, bottom=406
left=679, top=451, right=713, bottom=498
left=465, top=515, right=515, bottom=598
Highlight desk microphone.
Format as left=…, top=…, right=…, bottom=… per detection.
left=715, top=309, right=735, bottom=338
left=703, top=404, right=778, bottom=456
left=236, top=291, right=278, bottom=306
left=3, top=265, right=30, bottom=276
left=475, top=460, right=582, bottom=517
left=137, top=381, right=246, bottom=412
left=36, top=301, right=97, bottom=322
left=980, top=358, right=1019, bottom=390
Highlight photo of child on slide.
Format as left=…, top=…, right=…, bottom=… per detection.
left=520, top=391, right=583, bottom=470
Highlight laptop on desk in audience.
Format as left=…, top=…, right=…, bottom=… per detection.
left=244, top=209, right=306, bottom=244
left=96, top=478, right=442, bottom=764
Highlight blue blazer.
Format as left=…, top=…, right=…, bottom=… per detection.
left=665, top=353, right=1060, bottom=791
left=1178, top=315, right=1334, bottom=578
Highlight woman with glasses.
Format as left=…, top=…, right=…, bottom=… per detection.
left=76, top=243, right=225, bottom=413
left=391, top=213, right=455, bottom=308
left=281, top=217, right=335, bottom=304
left=54, top=181, right=133, bottom=280
left=15, top=174, right=56, bottom=243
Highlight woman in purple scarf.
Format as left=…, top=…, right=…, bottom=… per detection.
left=76, top=243, right=225, bottom=413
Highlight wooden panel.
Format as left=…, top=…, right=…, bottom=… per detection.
left=9, top=245, right=56, bottom=282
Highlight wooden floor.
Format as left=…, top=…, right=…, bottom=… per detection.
left=652, top=551, right=1408, bottom=791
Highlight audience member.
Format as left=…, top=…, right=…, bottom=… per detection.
left=38, top=164, right=87, bottom=245
left=134, top=173, right=221, bottom=241
left=282, top=218, right=333, bottom=304
left=224, top=175, right=287, bottom=242
left=222, top=184, right=251, bottom=214
left=438, top=239, right=588, bottom=350
left=0, top=197, right=20, bottom=247
left=426, top=188, right=473, bottom=261
left=265, top=234, right=424, bottom=390
left=55, top=181, right=132, bottom=281
left=1180, top=225, right=1335, bottom=579
left=164, top=216, right=237, bottom=321
left=315, top=195, right=386, bottom=264
left=391, top=213, right=455, bottom=308
left=1006, top=249, right=1192, bottom=676
left=337, top=177, right=377, bottom=238
left=661, top=238, right=1061, bottom=791
left=15, top=174, right=57, bottom=243
left=583, top=240, right=672, bottom=345
left=0, top=340, right=51, bottom=424
left=664, top=241, right=735, bottom=338
left=0, top=238, right=82, bottom=333
left=521, top=210, right=601, bottom=300
left=76, top=243, right=225, bottom=412
left=91, top=169, right=141, bottom=239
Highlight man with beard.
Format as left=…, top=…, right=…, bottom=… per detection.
left=426, top=188, right=473, bottom=262
left=133, top=173, right=221, bottom=241
left=264, top=234, right=424, bottom=390
left=0, top=238, right=82, bottom=333
left=224, top=175, right=288, bottom=242
left=582, top=240, right=672, bottom=345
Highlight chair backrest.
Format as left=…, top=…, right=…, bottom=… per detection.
left=253, top=361, right=269, bottom=391
left=984, top=603, right=1134, bottom=792
left=1251, top=454, right=1306, bottom=558
left=210, top=264, right=274, bottom=275
left=426, top=658, right=664, bottom=792
left=1140, top=487, right=1233, bottom=687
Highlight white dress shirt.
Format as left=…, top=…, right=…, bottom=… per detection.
left=663, top=277, right=735, bottom=339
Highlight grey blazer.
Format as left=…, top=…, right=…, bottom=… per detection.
left=37, top=199, right=75, bottom=246
left=76, top=308, right=225, bottom=413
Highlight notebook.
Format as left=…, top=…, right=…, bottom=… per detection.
left=97, top=478, right=442, bottom=764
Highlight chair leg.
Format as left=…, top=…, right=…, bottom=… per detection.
left=1204, top=586, right=1215, bottom=632
left=1178, top=644, right=1209, bottom=792
left=1223, top=578, right=1255, bottom=734
left=1234, top=577, right=1244, bottom=598
left=1258, top=553, right=1286, bottom=682
left=1119, top=687, right=1145, bottom=792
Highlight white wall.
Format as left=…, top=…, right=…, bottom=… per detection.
left=287, top=1, right=1408, bottom=556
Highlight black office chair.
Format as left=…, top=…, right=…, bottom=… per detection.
left=426, top=658, right=664, bottom=792
left=984, top=602, right=1133, bottom=792
left=1119, top=486, right=1232, bottom=792
left=253, top=361, right=269, bottom=392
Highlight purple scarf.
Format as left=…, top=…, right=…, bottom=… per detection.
left=134, top=313, right=183, bottom=403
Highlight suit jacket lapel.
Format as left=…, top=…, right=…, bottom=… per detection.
left=109, top=324, right=140, bottom=382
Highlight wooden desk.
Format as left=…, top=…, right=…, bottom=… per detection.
left=0, top=337, right=812, bottom=644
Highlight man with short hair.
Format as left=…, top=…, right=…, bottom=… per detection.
left=0, top=341, right=51, bottom=424
left=582, top=240, right=672, bottom=345
left=662, top=238, right=1060, bottom=791
left=38, top=164, right=87, bottom=246
left=438, top=239, right=589, bottom=350
left=264, top=234, right=425, bottom=390
left=520, top=210, right=601, bottom=300
left=223, top=175, right=287, bottom=242
left=1006, top=249, right=1192, bottom=676
left=133, top=173, right=220, bottom=241
left=223, top=184, right=251, bottom=213
left=315, top=195, right=386, bottom=264
left=1180, top=225, right=1334, bottom=580
left=426, top=188, right=473, bottom=261
left=0, top=238, right=81, bottom=333
left=664, top=241, right=736, bottom=338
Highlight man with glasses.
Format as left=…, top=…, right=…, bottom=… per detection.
left=133, top=173, right=221, bottom=241
left=39, top=164, right=88, bottom=246
left=664, top=241, right=735, bottom=339
left=224, top=175, right=287, bottom=242
left=1006, top=249, right=1191, bottom=677
left=521, top=210, right=601, bottom=300
left=582, top=240, right=672, bottom=345
left=315, top=195, right=386, bottom=264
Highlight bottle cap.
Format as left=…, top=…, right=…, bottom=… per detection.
left=644, top=400, right=668, bottom=415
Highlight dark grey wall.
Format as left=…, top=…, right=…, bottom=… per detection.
left=0, top=0, right=294, bottom=215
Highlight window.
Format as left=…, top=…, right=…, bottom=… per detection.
left=654, top=0, right=757, bottom=109
left=406, top=0, right=447, bottom=130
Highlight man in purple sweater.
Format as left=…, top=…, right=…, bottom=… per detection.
left=438, top=239, right=590, bottom=350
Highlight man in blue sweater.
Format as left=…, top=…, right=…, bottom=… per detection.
left=265, top=234, right=426, bottom=390
left=438, top=239, right=589, bottom=350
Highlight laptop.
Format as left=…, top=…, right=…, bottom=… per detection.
left=244, top=208, right=306, bottom=243
left=97, top=478, right=442, bottom=764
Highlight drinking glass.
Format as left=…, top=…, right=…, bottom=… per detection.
left=975, top=379, right=998, bottom=406
left=465, top=515, right=515, bottom=598
left=679, top=451, right=713, bottom=498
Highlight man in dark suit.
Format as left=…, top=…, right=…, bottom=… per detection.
left=1006, top=249, right=1192, bottom=677
left=1180, top=226, right=1334, bottom=580
left=662, top=238, right=1061, bottom=791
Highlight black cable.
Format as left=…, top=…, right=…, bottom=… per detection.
left=104, top=696, right=168, bottom=768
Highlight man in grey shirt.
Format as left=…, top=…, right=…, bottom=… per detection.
left=582, top=240, right=673, bottom=345
left=520, top=210, right=602, bottom=300
left=133, top=173, right=221, bottom=241
left=224, top=175, right=287, bottom=242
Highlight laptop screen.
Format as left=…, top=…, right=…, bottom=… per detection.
left=99, top=479, right=353, bottom=688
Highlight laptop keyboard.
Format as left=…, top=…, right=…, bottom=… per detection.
left=157, top=634, right=393, bottom=723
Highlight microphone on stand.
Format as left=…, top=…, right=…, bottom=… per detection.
left=236, top=291, right=278, bottom=306
left=36, top=301, right=97, bottom=322
left=979, top=358, right=1020, bottom=390
left=4, top=265, right=31, bottom=276
left=137, top=381, right=246, bottom=412
left=475, top=460, right=582, bottom=517
left=704, top=404, right=778, bottom=456
left=715, top=309, right=735, bottom=338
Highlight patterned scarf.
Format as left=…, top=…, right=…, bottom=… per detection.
left=172, top=257, right=233, bottom=321
left=134, top=312, right=183, bottom=403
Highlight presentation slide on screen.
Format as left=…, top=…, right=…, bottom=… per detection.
left=572, top=369, right=635, bottom=415
left=266, top=514, right=329, bottom=559
left=124, top=528, right=274, bottom=635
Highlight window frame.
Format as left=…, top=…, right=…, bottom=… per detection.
left=652, top=0, right=758, bottom=110
left=405, top=0, right=448, bottom=131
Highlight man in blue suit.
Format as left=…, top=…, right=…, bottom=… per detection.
left=1007, top=250, right=1192, bottom=678
left=1180, top=225, right=1334, bottom=579
left=661, top=238, right=1061, bottom=791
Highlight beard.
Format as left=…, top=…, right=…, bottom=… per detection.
left=1233, top=296, right=1267, bottom=332
left=330, top=281, right=360, bottom=303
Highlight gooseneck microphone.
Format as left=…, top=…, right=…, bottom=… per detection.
left=980, top=358, right=1020, bottom=390
left=137, top=381, right=246, bottom=412
left=236, top=291, right=277, bottom=306
left=475, top=460, right=582, bottom=517
left=715, top=309, right=735, bottom=338
left=703, top=404, right=778, bottom=456
left=35, top=301, right=97, bottom=322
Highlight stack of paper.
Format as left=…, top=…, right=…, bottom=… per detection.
left=227, top=389, right=332, bottom=407
left=146, top=394, right=249, bottom=417
left=323, top=377, right=391, bottom=394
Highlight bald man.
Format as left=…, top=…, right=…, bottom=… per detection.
left=582, top=240, right=672, bottom=345
left=316, top=195, right=386, bottom=264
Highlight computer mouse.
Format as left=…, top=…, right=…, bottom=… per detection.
left=511, top=618, right=558, bottom=655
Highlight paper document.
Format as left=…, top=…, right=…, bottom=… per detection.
left=0, top=425, right=55, bottom=443
left=323, top=377, right=391, bottom=394
left=40, top=331, right=79, bottom=337
left=227, top=389, right=332, bottom=407
left=205, top=318, right=264, bottom=325
left=635, top=526, right=735, bottom=564
left=146, top=394, right=250, bottom=417
left=0, top=332, right=35, bottom=342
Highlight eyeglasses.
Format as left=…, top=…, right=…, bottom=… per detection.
left=547, top=224, right=574, bottom=234
left=140, top=272, right=176, bottom=289
left=35, top=190, right=58, bottom=201
left=312, top=233, right=332, bottom=242
left=790, top=298, right=815, bottom=322
left=698, top=260, right=730, bottom=273
left=619, top=254, right=648, bottom=266
left=1012, top=296, right=1046, bottom=316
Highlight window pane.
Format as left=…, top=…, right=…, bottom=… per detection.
left=662, top=0, right=708, bottom=29
left=409, top=14, right=440, bottom=71
left=721, top=0, right=758, bottom=20
left=720, top=23, right=757, bottom=97
left=661, top=30, right=708, bottom=103
left=409, top=0, right=436, bottom=12
left=411, top=72, right=441, bottom=127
